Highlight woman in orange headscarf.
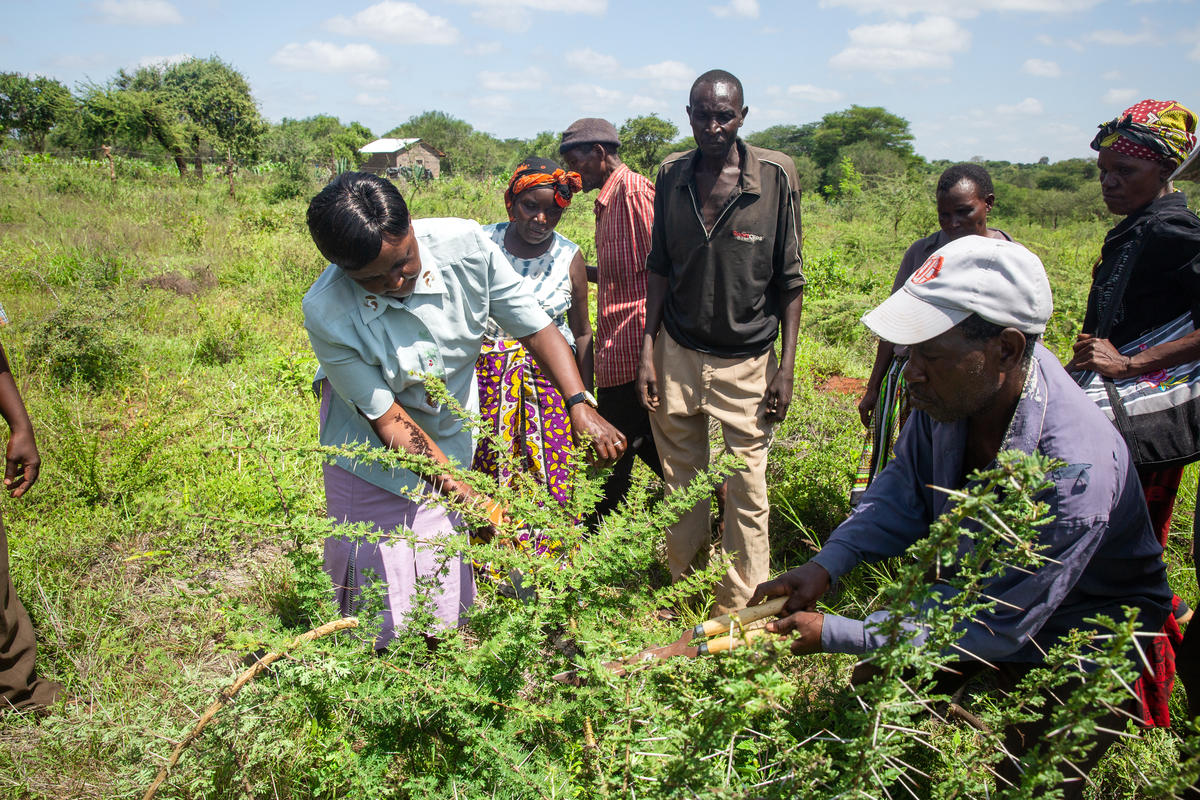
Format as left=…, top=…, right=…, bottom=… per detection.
left=472, top=158, right=592, bottom=544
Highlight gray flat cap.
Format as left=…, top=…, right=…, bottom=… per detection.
left=559, top=118, right=620, bottom=153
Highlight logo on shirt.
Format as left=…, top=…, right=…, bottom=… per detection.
left=363, top=295, right=379, bottom=310
left=732, top=230, right=763, bottom=243
left=910, top=255, right=944, bottom=285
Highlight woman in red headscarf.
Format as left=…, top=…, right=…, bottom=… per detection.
left=472, top=158, right=593, bottom=545
left=1066, top=98, right=1200, bottom=726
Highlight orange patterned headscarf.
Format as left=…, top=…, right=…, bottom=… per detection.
left=504, top=157, right=583, bottom=215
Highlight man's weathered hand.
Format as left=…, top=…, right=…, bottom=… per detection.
left=748, top=561, right=831, bottom=614
left=4, top=425, right=39, bottom=498
left=857, top=390, right=877, bottom=428
left=764, top=367, right=794, bottom=422
left=636, top=340, right=659, bottom=412
left=765, top=610, right=824, bottom=654
left=1066, top=333, right=1133, bottom=378
left=569, top=404, right=626, bottom=467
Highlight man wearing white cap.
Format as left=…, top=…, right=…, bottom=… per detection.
left=750, top=236, right=1170, bottom=797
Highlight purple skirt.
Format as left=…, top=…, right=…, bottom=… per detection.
left=320, top=382, right=475, bottom=647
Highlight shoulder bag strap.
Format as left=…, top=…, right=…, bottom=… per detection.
left=1095, top=231, right=1153, bottom=454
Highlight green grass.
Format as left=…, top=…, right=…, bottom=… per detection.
left=0, top=154, right=1196, bottom=798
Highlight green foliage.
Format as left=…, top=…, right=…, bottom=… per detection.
left=811, top=105, right=916, bottom=164
left=0, top=155, right=1197, bottom=798
left=620, top=113, right=680, bottom=175
left=26, top=301, right=134, bottom=389
left=825, top=155, right=864, bottom=201
left=77, top=56, right=265, bottom=177
left=522, top=130, right=563, bottom=163
left=261, top=115, right=374, bottom=168
left=0, top=72, right=73, bottom=151
left=388, top=110, right=521, bottom=178
left=264, top=159, right=319, bottom=204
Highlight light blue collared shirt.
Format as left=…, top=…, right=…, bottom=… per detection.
left=303, top=217, right=552, bottom=495
left=813, top=345, right=1170, bottom=662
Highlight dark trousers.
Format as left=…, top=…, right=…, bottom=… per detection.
left=589, top=381, right=663, bottom=523
left=1178, top=479, right=1200, bottom=720
left=0, top=513, right=62, bottom=711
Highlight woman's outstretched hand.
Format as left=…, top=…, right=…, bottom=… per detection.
left=568, top=405, right=626, bottom=468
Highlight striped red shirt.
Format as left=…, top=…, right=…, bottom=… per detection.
left=594, top=164, right=654, bottom=387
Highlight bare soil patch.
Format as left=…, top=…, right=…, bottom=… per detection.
left=817, top=375, right=866, bottom=396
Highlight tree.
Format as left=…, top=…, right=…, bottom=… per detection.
left=79, top=81, right=189, bottom=176
left=262, top=115, right=374, bottom=168
left=79, top=57, right=265, bottom=179
left=0, top=73, right=73, bottom=151
left=1035, top=157, right=1099, bottom=191
left=746, top=123, right=818, bottom=161
left=522, top=131, right=562, bottom=164
left=810, top=106, right=916, bottom=173
left=619, top=114, right=679, bottom=176
left=387, top=111, right=486, bottom=176
left=159, top=57, right=266, bottom=178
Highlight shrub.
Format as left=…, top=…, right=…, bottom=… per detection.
left=27, top=303, right=133, bottom=388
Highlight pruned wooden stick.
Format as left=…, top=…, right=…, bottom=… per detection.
left=693, top=597, right=788, bottom=639
left=142, top=616, right=360, bottom=800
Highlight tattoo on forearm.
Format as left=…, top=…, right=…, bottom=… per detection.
left=396, top=415, right=433, bottom=458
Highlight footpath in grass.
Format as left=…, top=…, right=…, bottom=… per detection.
left=0, top=155, right=1197, bottom=798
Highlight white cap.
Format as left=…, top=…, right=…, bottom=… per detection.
left=861, top=236, right=1053, bottom=346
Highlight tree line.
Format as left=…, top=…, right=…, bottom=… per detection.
left=1, top=58, right=1140, bottom=223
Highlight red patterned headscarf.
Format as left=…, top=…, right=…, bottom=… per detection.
left=1091, top=99, right=1197, bottom=165
left=504, top=157, right=583, bottom=216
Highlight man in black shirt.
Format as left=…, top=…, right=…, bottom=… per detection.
left=637, top=69, right=804, bottom=612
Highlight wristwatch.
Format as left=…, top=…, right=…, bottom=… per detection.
left=564, top=390, right=598, bottom=411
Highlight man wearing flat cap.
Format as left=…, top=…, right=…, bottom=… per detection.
left=560, top=118, right=664, bottom=522
left=750, top=235, right=1171, bottom=799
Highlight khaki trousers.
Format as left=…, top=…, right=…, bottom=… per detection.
left=649, top=331, right=775, bottom=611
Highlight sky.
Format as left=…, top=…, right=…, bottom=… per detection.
left=3, top=0, right=1198, bottom=164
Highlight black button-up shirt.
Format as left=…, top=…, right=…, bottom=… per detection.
left=646, top=140, right=805, bottom=358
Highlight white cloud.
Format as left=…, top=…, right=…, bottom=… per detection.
left=566, top=52, right=693, bottom=94
left=94, top=0, right=182, bottom=25
left=477, top=67, right=546, bottom=91
left=357, top=74, right=392, bottom=91
left=270, top=42, right=387, bottom=73
left=786, top=83, right=844, bottom=102
left=566, top=47, right=622, bottom=74
left=50, top=52, right=113, bottom=70
left=325, top=2, right=459, bottom=45
left=1101, top=69, right=1120, bottom=80
left=819, top=0, right=1099, bottom=16
left=460, top=0, right=607, bottom=31
left=473, top=5, right=531, bottom=31
left=354, top=93, right=388, bottom=106
left=830, top=16, right=969, bottom=71
left=136, top=52, right=191, bottom=69
left=629, top=95, right=662, bottom=111
left=1191, top=41, right=1200, bottom=61
left=1022, top=58, right=1060, bottom=77
left=711, top=0, right=759, bottom=17
left=560, top=83, right=625, bottom=112
left=464, top=41, right=502, bottom=56
left=1085, top=28, right=1153, bottom=45
left=470, top=94, right=513, bottom=112
left=996, top=97, right=1044, bottom=115
left=459, top=0, right=606, bottom=12
left=630, top=60, right=694, bottom=91
left=1103, top=88, right=1138, bottom=105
